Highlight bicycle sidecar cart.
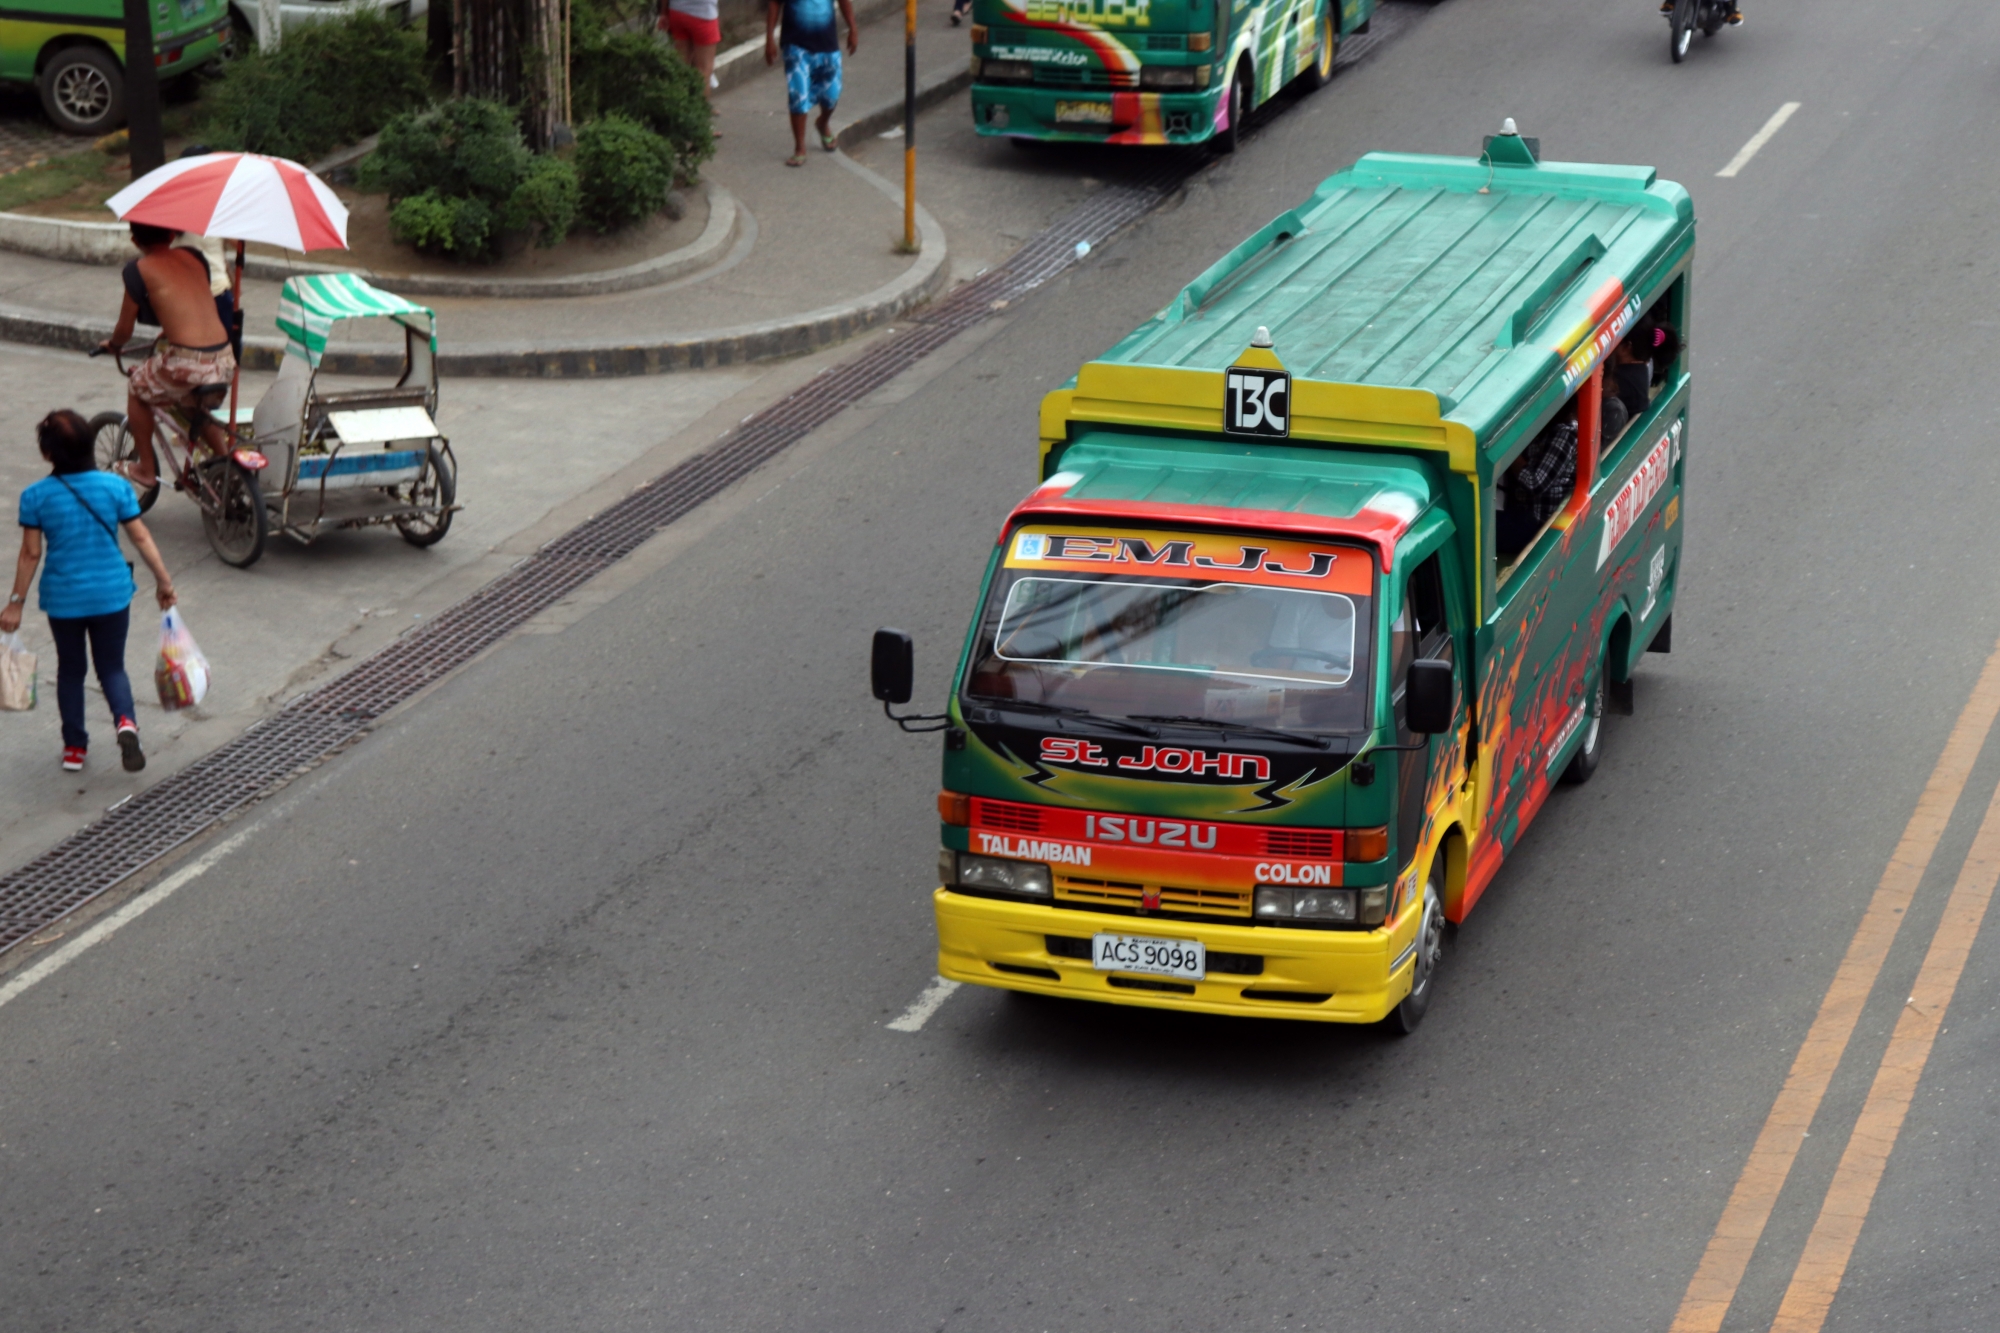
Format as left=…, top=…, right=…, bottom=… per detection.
left=239, top=273, right=458, bottom=566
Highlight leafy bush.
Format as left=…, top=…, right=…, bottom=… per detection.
left=202, top=11, right=429, bottom=163
left=364, top=99, right=578, bottom=255
left=503, top=153, right=581, bottom=242
left=573, top=33, right=714, bottom=181
left=574, top=114, right=676, bottom=233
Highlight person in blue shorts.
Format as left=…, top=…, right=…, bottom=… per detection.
left=0, top=410, right=178, bottom=773
left=765, top=0, right=858, bottom=166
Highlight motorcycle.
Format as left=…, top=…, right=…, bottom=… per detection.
left=1668, top=0, right=1734, bottom=63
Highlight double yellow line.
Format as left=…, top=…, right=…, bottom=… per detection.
left=1670, top=639, right=2000, bottom=1333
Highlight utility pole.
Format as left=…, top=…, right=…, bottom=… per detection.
left=122, top=0, right=164, bottom=177
left=901, top=0, right=915, bottom=251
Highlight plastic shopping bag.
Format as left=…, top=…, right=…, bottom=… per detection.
left=0, top=632, right=36, bottom=711
left=154, top=608, right=210, bottom=711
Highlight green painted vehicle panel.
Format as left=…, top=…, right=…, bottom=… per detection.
left=0, top=0, right=232, bottom=88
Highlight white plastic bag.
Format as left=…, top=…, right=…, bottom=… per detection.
left=0, top=631, right=36, bottom=711
left=154, top=608, right=210, bottom=711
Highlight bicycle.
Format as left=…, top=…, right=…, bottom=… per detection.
left=89, top=340, right=269, bottom=568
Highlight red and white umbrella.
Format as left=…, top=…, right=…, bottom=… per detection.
left=106, top=152, right=349, bottom=253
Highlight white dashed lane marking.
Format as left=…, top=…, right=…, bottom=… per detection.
left=886, top=976, right=961, bottom=1032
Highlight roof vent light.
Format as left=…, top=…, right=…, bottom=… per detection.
left=1499, top=116, right=1518, bottom=136
left=1251, top=326, right=1273, bottom=348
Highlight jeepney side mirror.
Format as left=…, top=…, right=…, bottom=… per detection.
left=1406, top=658, right=1455, bottom=735
left=871, top=628, right=915, bottom=705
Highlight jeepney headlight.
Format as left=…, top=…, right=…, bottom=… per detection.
left=981, top=59, right=1034, bottom=83
left=1139, top=65, right=1198, bottom=89
left=948, top=851, right=1053, bottom=898
left=1255, top=885, right=1357, bottom=922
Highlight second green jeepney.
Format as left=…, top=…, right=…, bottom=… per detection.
left=967, top=0, right=1374, bottom=147
left=883, top=131, right=1693, bottom=1029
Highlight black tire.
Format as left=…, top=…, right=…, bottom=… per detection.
left=1213, top=59, right=1250, bottom=154
left=87, top=411, right=160, bottom=513
left=39, top=45, right=124, bottom=135
left=1385, top=856, right=1446, bottom=1035
left=1300, top=7, right=1336, bottom=91
left=394, top=444, right=456, bottom=548
left=196, top=456, right=266, bottom=568
left=1560, top=669, right=1606, bottom=786
left=1669, top=0, right=1696, bottom=62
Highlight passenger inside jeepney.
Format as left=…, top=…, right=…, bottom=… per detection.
left=1496, top=407, right=1576, bottom=562
left=1610, top=330, right=1654, bottom=421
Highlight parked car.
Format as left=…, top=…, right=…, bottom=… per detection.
left=227, top=0, right=426, bottom=53
left=2, top=0, right=235, bottom=134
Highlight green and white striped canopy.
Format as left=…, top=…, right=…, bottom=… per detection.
left=275, top=273, right=437, bottom=369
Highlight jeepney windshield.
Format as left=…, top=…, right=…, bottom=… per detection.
left=961, top=527, right=1376, bottom=737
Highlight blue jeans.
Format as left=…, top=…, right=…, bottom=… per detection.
left=47, top=607, right=136, bottom=750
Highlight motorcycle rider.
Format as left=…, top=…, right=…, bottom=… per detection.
left=1659, top=0, right=1742, bottom=23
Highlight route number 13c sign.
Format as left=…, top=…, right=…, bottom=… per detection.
left=1224, top=367, right=1290, bottom=439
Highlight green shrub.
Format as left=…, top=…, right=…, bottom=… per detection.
left=366, top=99, right=578, bottom=255
left=574, top=114, right=676, bottom=233
left=573, top=33, right=714, bottom=181
left=202, top=11, right=429, bottom=163
left=503, top=154, right=580, bottom=247
left=362, top=98, right=530, bottom=203
left=389, top=190, right=495, bottom=256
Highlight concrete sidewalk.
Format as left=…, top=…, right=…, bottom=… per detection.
left=0, top=0, right=980, bottom=376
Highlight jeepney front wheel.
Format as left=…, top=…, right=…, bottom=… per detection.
left=1385, top=858, right=1446, bottom=1035
left=1302, top=9, right=1336, bottom=91
left=1214, top=60, right=1250, bottom=155
left=1560, top=669, right=1606, bottom=786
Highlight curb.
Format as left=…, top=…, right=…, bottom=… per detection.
left=0, top=174, right=949, bottom=378
left=833, top=64, right=974, bottom=151
left=0, top=180, right=742, bottom=302
left=242, top=183, right=741, bottom=299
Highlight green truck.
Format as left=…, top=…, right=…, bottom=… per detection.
left=3, top=0, right=233, bottom=135
left=967, top=0, right=1374, bottom=148
left=875, top=129, right=1693, bottom=1028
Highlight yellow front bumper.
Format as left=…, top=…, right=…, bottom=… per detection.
left=934, top=888, right=1417, bottom=1024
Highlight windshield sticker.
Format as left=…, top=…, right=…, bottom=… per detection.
left=1597, top=419, right=1679, bottom=570
left=1007, top=526, right=1369, bottom=593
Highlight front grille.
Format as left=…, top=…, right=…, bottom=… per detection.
left=1032, top=67, right=1139, bottom=89
left=1263, top=828, right=1337, bottom=858
left=1107, top=975, right=1194, bottom=994
left=1056, top=874, right=1251, bottom=917
left=1143, top=32, right=1184, bottom=49
left=1241, top=989, right=1332, bottom=1004
left=976, top=799, right=1042, bottom=833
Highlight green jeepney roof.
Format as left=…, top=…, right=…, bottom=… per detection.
left=1091, top=149, right=1693, bottom=454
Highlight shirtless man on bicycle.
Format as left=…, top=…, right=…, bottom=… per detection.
left=98, top=222, right=235, bottom=491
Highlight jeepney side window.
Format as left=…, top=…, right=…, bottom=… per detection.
left=1392, top=554, right=1450, bottom=713
left=1494, top=394, right=1583, bottom=581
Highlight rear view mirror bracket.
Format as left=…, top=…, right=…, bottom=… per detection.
left=871, top=627, right=951, bottom=733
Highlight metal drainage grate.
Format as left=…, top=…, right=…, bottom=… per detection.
left=0, top=0, right=1434, bottom=958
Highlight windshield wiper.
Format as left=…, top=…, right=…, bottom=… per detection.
left=1125, top=714, right=1338, bottom=751
left=973, top=697, right=1159, bottom=738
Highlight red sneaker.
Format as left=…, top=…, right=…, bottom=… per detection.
left=116, top=717, right=145, bottom=772
left=61, top=745, right=85, bottom=772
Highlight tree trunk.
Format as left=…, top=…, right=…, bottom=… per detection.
left=454, top=0, right=568, bottom=150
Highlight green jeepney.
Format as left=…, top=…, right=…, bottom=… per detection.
left=2, top=0, right=233, bottom=135
left=876, top=130, right=1693, bottom=1029
left=967, top=0, right=1373, bottom=147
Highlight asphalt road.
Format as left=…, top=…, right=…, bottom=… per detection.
left=6, top=0, right=2000, bottom=1329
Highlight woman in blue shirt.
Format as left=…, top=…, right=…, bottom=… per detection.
left=0, top=411, right=178, bottom=773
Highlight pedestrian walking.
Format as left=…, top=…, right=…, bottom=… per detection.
left=661, top=0, right=721, bottom=125
left=765, top=0, right=858, bottom=167
left=0, top=410, right=177, bottom=773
